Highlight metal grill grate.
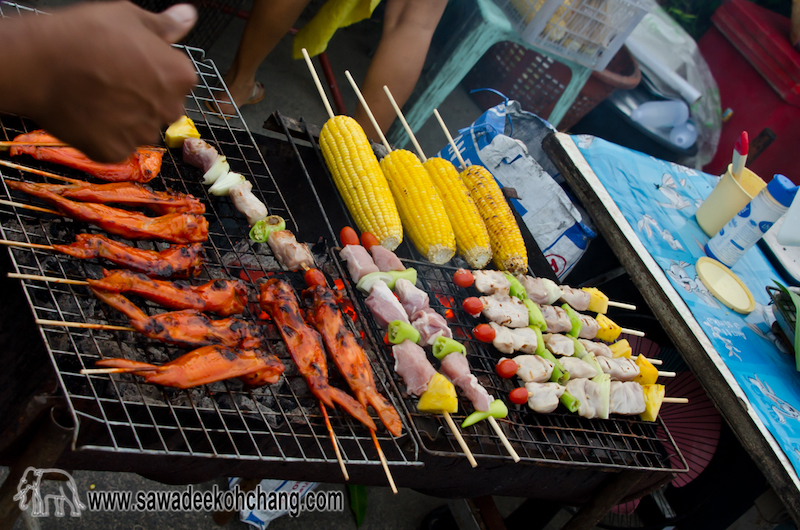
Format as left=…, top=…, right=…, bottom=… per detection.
left=0, top=7, right=419, bottom=467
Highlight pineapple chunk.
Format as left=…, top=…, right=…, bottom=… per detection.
left=633, top=354, right=658, bottom=385
left=640, top=384, right=665, bottom=422
left=609, top=339, right=632, bottom=359
left=595, top=314, right=621, bottom=342
left=417, top=373, right=458, bottom=414
left=165, top=115, right=200, bottom=148
left=582, top=287, right=609, bottom=314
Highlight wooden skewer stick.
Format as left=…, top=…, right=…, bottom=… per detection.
left=0, top=141, right=69, bottom=150
left=80, top=366, right=159, bottom=374
left=442, top=411, right=477, bottom=468
left=0, top=239, right=53, bottom=250
left=383, top=85, right=426, bottom=162
left=663, top=397, right=689, bottom=404
left=488, top=416, right=520, bottom=463
left=433, top=109, right=468, bottom=170
left=320, top=401, right=349, bottom=481
left=8, top=272, right=88, bottom=285
left=657, top=371, right=677, bottom=378
left=0, top=159, right=82, bottom=183
left=35, top=318, right=136, bottom=332
left=620, top=327, right=645, bottom=337
left=607, top=301, right=637, bottom=310
left=648, top=358, right=663, bottom=365
left=370, top=429, right=398, bottom=494
left=301, top=48, right=335, bottom=121
left=0, top=198, right=59, bottom=215
left=344, top=71, right=392, bottom=153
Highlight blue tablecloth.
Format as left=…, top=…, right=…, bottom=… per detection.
left=570, top=134, right=800, bottom=475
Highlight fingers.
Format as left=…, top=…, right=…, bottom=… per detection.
left=147, top=3, right=198, bottom=44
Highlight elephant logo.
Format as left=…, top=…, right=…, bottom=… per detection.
left=12, top=467, right=86, bottom=517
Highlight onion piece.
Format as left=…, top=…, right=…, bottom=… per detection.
left=356, top=271, right=394, bottom=294
left=209, top=171, right=246, bottom=196
left=202, top=156, right=229, bottom=185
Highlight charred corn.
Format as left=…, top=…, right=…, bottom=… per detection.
left=319, top=116, right=403, bottom=250
left=459, top=165, right=527, bottom=274
left=423, top=157, right=492, bottom=269
left=380, top=150, right=455, bottom=264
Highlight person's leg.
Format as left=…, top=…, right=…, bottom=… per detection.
left=220, top=0, right=311, bottom=110
left=354, top=0, right=448, bottom=141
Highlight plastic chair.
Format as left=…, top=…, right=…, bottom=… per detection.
left=387, top=0, right=593, bottom=147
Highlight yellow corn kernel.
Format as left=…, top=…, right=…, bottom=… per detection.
left=633, top=354, right=659, bottom=385
left=582, top=287, right=609, bottom=314
left=417, top=373, right=458, bottom=413
left=423, top=157, right=492, bottom=269
left=609, top=339, right=632, bottom=358
left=319, top=116, right=403, bottom=250
left=640, top=384, right=665, bottom=422
left=459, top=165, right=527, bottom=274
left=595, top=313, right=621, bottom=342
left=381, top=150, right=456, bottom=264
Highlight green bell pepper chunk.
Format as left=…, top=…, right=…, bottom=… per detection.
left=569, top=336, right=585, bottom=357
left=562, top=303, right=582, bottom=338
left=432, top=337, right=466, bottom=360
left=523, top=299, right=546, bottom=331
left=560, top=390, right=580, bottom=413
left=533, top=326, right=546, bottom=356
left=461, top=399, right=509, bottom=428
left=386, top=268, right=417, bottom=289
left=248, top=215, right=286, bottom=243
left=387, top=320, right=420, bottom=344
left=533, top=328, right=570, bottom=385
left=504, top=272, right=526, bottom=300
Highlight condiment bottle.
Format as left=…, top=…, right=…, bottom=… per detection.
left=705, top=174, right=798, bottom=267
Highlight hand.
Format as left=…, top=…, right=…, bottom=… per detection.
left=0, top=1, right=198, bottom=162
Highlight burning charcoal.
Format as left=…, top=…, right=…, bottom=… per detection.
left=145, top=346, right=170, bottom=364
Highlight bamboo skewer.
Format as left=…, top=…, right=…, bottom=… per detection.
left=320, top=401, right=349, bottom=481
left=620, top=327, right=645, bottom=337
left=0, top=159, right=82, bottom=183
left=385, top=85, right=519, bottom=463
left=80, top=366, right=159, bottom=374
left=443, top=411, right=478, bottom=468
left=370, top=429, right=398, bottom=494
left=35, top=318, right=136, bottom=332
left=8, top=272, right=87, bottom=285
left=0, top=198, right=59, bottom=215
left=607, top=301, right=637, bottom=310
left=0, top=239, right=53, bottom=250
left=0, top=141, right=69, bottom=150
left=657, top=371, right=677, bottom=378
left=663, top=397, right=689, bottom=404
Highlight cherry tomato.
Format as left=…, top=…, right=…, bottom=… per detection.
left=462, top=297, right=483, bottom=316
left=304, top=268, right=326, bottom=287
left=453, top=268, right=474, bottom=288
left=360, top=232, right=380, bottom=249
left=496, top=359, right=519, bottom=379
left=340, top=226, right=359, bottom=247
left=383, top=332, right=391, bottom=346
left=509, top=387, right=529, bottom=405
left=472, top=323, right=496, bottom=343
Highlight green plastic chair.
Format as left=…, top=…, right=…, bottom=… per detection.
left=387, top=0, right=593, bottom=147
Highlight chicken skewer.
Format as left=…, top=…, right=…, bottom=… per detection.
left=8, top=270, right=247, bottom=316
left=8, top=130, right=163, bottom=182
left=6, top=181, right=208, bottom=243
left=0, top=235, right=205, bottom=278
left=6, top=179, right=205, bottom=215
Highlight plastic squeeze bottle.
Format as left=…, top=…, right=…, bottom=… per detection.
left=630, top=100, right=689, bottom=128
left=705, top=174, right=799, bottom=267
left=777, top=191, right=800, bottom=246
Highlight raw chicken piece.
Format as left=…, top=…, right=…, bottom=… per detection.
left=579, top=339, right=613, bottom=359
left=473, top=270, right=510, bottom=296
left=370, top=245, right=405, bottom=272
left=541, top=304, right=572, bottom=333
left=566, top=378, right=604, bottom=419
left=524, top=382, right=566, bottom=413
left=560, top=286, right=591, bottom=311
left=598, top=357, right=640, bottom=381
left=183, top=138, right=220, bottom=172
left=577, top=314, right=601, bottom=339
left=340, top=244, right=379, bottom=283
left=440, top=353, right=492, bottom=412
left=229, top=180, right=267, bottom=225
left=395, top=278, right=430, bottom=316
left=560, top=357, right=599, bottom=379
left=393, top=340, right=436, bottom=396
left=543, top=333, right=575, bottom=356
left=509, top=327, right=539, bottom=354
left=411, top=308, right=452, bottom=345
left=267, top=230, right=314, bottom=271
left=480, top=294, right=529, bottom=328
left=609, top=381, right=646, bottom=415
left=490, top=322, right=515, bottom=354
left=516, top=275, right=550, bottom=305
left=366, top=280, right=409, bottom=328
left=507, top=355, right=553, bottom=383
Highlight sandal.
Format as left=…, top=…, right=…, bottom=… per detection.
left=206, top=81, right=265, bottom=117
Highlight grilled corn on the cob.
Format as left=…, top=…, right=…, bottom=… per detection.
left=423, top=157, right=492, bottom=269
left=459, top=165, right=527, bottom=274
left=381, top=150, right=455, bottom=264
left=319, top=116, right=403, bottom=250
